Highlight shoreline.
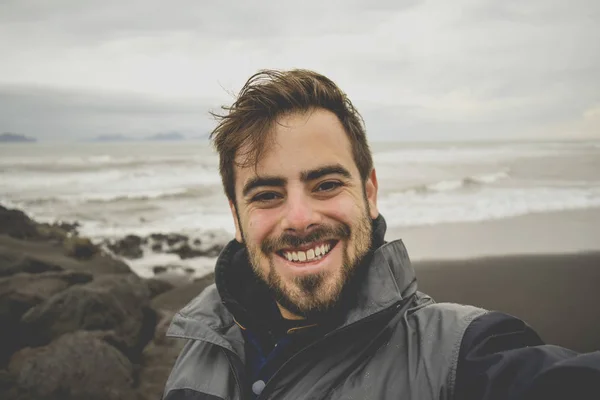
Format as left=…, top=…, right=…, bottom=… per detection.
left=387, top=207, right=600, bottom=261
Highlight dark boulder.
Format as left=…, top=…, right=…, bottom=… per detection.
left=63, top=236, right=99, bottom=260
left=153, top=265, right=168, bottom=275
left=6, top=331, right=135, bottom=400
left=149, top=233, right=168, bottom=242
left=165, top=233, right=188, bottom=247
left=0, top=206, right=40, bottom=240
left=167, top=243, right=206, bottom=259
left=20, top=274, right=154, bottom=361
left=107, top=235, right=144, bottom=259
left=0, top=271, right=93, bottom=366
left=152, top=264, right=195, bottom=277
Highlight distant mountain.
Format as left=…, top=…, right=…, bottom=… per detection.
left=188, top=133, right=210, bottom=141
left=90, top=134, right=133, bottom=142
left=146, top=132, right=185, bottom=141
left=0, top=132, right=36, bottom=143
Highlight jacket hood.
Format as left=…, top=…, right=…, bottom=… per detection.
left=167, top=215, right=418, bottom=347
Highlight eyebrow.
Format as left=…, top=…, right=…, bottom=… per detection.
left=241, top=164, right=352, bottom=198
left=300, top=164, right=352, bottom=182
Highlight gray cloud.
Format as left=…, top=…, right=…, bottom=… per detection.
left=0, top=0, right=420, bottom=43
left=0, top=0, right=598, bottom=141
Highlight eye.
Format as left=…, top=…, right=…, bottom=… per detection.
left=316, top=181, right=342, bottom=192
left=251, top=192, right=281, bottom=202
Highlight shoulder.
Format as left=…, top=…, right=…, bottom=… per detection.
left=394, top=300, right=489, bottom=398
left=408, top=300, right=489, bottom=342
left=412, top=301, right=488, bottom=321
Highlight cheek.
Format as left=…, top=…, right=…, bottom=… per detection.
left=245, top=208, right=278, bottom=244
left=325, top=195, right=363, bottom=222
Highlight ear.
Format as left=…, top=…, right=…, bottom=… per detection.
left=229, top=200, right=243, bottom=243
left=364, top=168, right=379, bottom=219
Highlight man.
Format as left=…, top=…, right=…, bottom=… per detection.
left=163, top=69, right=599, bottom=399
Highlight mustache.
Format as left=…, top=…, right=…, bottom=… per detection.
left=261, top=224, right=351, bottom=253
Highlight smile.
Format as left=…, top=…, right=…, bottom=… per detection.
left=277, top=240, right=338, bottom=264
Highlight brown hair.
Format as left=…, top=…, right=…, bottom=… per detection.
left=210, top=69, right=373, bottom=203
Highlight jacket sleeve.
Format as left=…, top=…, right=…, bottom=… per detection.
left=454, top=311, right=600, bottom=400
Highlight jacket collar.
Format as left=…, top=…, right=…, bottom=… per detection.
left=167, top=215, right=417, bottom=350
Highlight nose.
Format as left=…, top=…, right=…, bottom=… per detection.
left=281, top=189, right=321, bottom=234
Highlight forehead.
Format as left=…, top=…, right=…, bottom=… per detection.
left=235, top=109, right=357, bottom=183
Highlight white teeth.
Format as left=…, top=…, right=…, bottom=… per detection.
left=282, top=242, right=334, bottom=263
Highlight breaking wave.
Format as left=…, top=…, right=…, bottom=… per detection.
left=403, top=171, right=509, bottom=195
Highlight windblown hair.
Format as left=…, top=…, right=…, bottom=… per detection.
left=209, top=69, right=373, bottom=203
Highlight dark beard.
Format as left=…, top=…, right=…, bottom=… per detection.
left=266, top=238, right=355, bottom=319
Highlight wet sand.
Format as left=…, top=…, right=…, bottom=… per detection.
left=386, top=208, right=600, bottom=352
left=414, top=252, right=600, bottom=353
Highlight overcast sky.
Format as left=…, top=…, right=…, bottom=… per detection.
left=0, top=0, right=598, bottom=141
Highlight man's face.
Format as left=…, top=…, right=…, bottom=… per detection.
left=230, top=108, right=379, bottom=319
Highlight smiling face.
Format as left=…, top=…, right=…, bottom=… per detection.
left=230, top=108, right=379, bottom=319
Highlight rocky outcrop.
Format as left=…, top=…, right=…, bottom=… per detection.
left=20, top=274, right=155, bottom=361
left=0, top=271, right=93, bottom=365
left=0, top=206, right=40, bottom=240
left=103, top=232, right=225, bottom=260
left=63, top=236, right=99, bottom=260
left=107, top=235, right=144, bottom=259
left=0, top=204, right=217, bottom=400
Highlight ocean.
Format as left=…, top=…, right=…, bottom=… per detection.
left=2, top=139, right=600, bottom=239
left=2, top=139, right=600, bottom=276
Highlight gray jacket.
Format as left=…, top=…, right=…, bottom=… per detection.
left=163, top=239, right=487, bottom=399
